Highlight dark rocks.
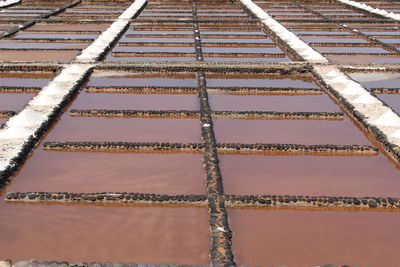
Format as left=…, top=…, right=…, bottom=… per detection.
left=43, top=142, right=204, bottom=153
left=368, top=200, right=378, bottom=208
left=223, top=194, right=397, bottom=210
left=28, top=193, right=37, bottom=200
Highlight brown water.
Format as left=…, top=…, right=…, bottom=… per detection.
left=205, top=74, right=318, bottom=89
left=106, top=56, right=196, bottom=62
left=88, top=73, right=197, bottom=87
left=208, top=94, right=340, bottom=112
left=0, top=50, right=80, bottom=62
left=213, top=117, right=369, bottom=145
left=377, top=94, right=400, bottom=114
left=8, top=148, right=205, bottom=194
left=202, top=47, right=282, bottom=54
left=204, top=56, right=290, bottom=62
left=220, top=153, right=400, bottom=197
left=347, top=72, right=400, bottom=89
left=301, top=36, right=369, bottom=44
left=325, top=54, right=400, bottom=64
left=0, top=75, right=52, bottom=87
left=229, top=208, right=400, bottom=267
left=16, top=33, right=98, bottom=39
left=0, top=42, right=88, bottom=49
left=0, top=93, right=35, bottom=111
left=316, top=46, right=389, bottom=54
left=71, top=92, right=200, bottom=110
left=119, top=38, right=194, bottom=44
left=29, top=24, right=110, bottom=31
left=113, top=46, right=196, bottom=53
left=0, top=199, right=209, bottom=264
left=3, top=0, right=400, bottom=264
left=45, top=116, right=202, bottom=143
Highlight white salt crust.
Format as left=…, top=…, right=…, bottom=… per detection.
left=392, top=130, right=400, bottom=139
left=337, top=0, right=400, bottom=21
left=242, top=0, right=400, bottom=147
left=0, top=0, right=20, bottom=7
left=315, top=66, right=400, bottom=145
left=240, top=0, right=328, bottom=63
left=75, top=0, right=147, bottom=62
left=0, top=0, right=147, bottom=173
left=0, top=64, right=93, bottom=171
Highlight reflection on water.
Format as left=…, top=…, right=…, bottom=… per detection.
left=9, top=149, right=206, bottom=194
left=0, top=198, right=209, bottom=264
left=71, top=92, right=200, bottom=110
left=220, top=153, right=400, bottom=197
left=229, top=208, right=400, bottom=267
left=29, top=24, right=110, bottom=31
left=0, top=50, right=80, bottom=62
left=377, top=94, right=400, bottom=114
left=213, top=117, right=370, bottom=145
left=208, top=94, right=340, bottom=112
left=44, top=116, right=202, bottom=143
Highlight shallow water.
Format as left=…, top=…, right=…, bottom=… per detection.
left=377, top=94, right=400, bottom=114
left=208, top=94, right=340, bottom=112
left=0, top=93, right=35, bottom=111
left=213, top=117, right=370, bottom=145
left=2, top=0, right=400, bottom=264
left=348, top=72, right=400, bottom=89
left=325, top=54, right=400, bottom=64
left=229, top=208, right=400, bottom=267
left=88, top=75, right=197, bottom=87
left=0, top=198, right=209, bottom=264
left=0, top=50, right=79, bottom=62
left=9, top=149, right=206, bottom=194
left=29, top=24, right=110, bottom=31
left=15, top=33, right=98, bottom=39
left=0, top=42, right=87, bottom=49
left=44, top=116, right=202, bottom=143
left=220, top=153, right=400, bottom=196
left=204, top=56, right=290, bottom=62
left=205, top=74, right=318, bottom=89
left=0, top=76, right=51, bottom=87
left=71, top=92, right=200, bottom=110
left=106, top=56, right=197, bottom=62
